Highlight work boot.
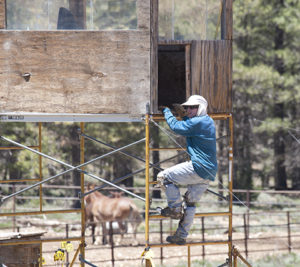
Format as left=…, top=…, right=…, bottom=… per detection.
left=166, top=234, right=186, bottom=245
left=160, top=206, right=183, bottom=220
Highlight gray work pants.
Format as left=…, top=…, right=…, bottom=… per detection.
left=161, top=161, right=209, bottom=239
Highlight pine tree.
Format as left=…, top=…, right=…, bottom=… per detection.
left=233, top=0, right=300, bottom=189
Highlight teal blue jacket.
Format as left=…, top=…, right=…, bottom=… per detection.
left=163, top=108, right=217, bottom=181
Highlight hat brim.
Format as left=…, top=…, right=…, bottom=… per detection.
left=181, top=100, right=200, bottom=106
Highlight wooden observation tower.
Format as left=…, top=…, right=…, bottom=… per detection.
left=0, top=0, right=251, bottom=266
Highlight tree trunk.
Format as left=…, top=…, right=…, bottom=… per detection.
left=113, top=154, right=133, bottom=187
left=273, top=104, right=287, bottom=190
left=273, top=1, right=287, bottom=190
left=8, top=153, right=20, bottom=183
left=234, top=109, right=253, bottom=193
left=290, top=102, right=300, bottom=189
left=232, top=5, right=253, bottom=194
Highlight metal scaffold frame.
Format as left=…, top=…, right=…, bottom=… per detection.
left=0, top=120, right=147, bottom=266
left=0, top=112, right=251, bottom=267
left=143, top=113, right=251, bottom=267
left=0, top=122, right=85, bottom=266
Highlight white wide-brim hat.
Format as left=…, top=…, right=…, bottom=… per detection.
left=181, top=95, right=207, bottom=107
left=181, top=95, right=208, bottom=116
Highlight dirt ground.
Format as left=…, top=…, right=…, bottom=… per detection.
left=40, top=228, right=300, bottom=267
left=2, top=220, right=300, bottom=267
left=42, top=232, right=229, bottom=267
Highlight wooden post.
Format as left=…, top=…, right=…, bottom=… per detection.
left=69, top=0, right=86, bottom=29
left=39, top=242, right=43, bottom=267
left=188, top=246, right=191, bottom=267
left=201, top=217, right=205, bottom=261
left=185, top=44, right=191, bottom=97
left=150, top=0, right=158, bottom=112
left=66, top=224, right=70, bottom=267
left=243, top=214, right=248, bottom=258
left=247, top=212, right=250, bottom=240
left=109, top=222, right=115, bottom=267
left=223, top=0, right=233, bottom=40
left=12, top=184, right=16, bottom=232
left=287, top=211, right=291, bottom=252
left=246, top=190, right=250, bottom=209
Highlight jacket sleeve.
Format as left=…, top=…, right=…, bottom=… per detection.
left=163, top=108, right=196, bottom=136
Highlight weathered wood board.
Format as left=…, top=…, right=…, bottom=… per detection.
left=0, top=0, right=233, bottom=117
left=224, top=0, right=233, bottom=40
left=0, top=232, right=43, bottom=267
left=191, top=40, right=232, bottom=113
left=0, top=0, right=151, bottom=116
left=0, top=30, right=150, bottom=114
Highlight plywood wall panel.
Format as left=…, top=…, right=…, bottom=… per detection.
left=0, top=30, right=150, bottom=114
left=191, top=40, right=232, bottom=113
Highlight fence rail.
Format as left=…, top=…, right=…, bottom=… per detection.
left=2, top=184, right=300, bottom=205
left=1, top=209, right=300, bottom=266
left=1, top=186, right=300, bottom=265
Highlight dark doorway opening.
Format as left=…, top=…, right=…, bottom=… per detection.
left=158, top=45, right=187, bottom=108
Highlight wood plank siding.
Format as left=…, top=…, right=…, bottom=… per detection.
left=191, top=40, right=232, bottom=113
left=221, top=0, right=233, bottom=40
left=0, top=0, right=232, bottom=116
left=0, top=233, right=43, bottom=267
left=0, top=0, right=151, bottom=115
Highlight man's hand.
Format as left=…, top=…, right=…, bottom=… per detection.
left=158, top=106, right=168, bottom=113
left=173, top=104, right=187, bottom=118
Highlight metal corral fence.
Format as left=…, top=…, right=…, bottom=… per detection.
left=3, top=184, right=300, bottom=208
left=0, top=210, right=300, bottom=266
left=1, top=185, right=300, bottom=266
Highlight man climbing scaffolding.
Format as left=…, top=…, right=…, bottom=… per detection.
left=157, top=95, right=218, bottom=245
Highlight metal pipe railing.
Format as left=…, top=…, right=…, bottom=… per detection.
left=84, top=152, right=186, bottom=195
left=0, top=135, right=145, bottom=203
left=78, top=130, right=162, bottom=172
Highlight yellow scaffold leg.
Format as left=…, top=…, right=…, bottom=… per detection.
left=141, top=247, right=155, bottom=267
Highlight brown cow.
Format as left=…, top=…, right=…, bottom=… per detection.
left=84, top=184, right=142, bottom=245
